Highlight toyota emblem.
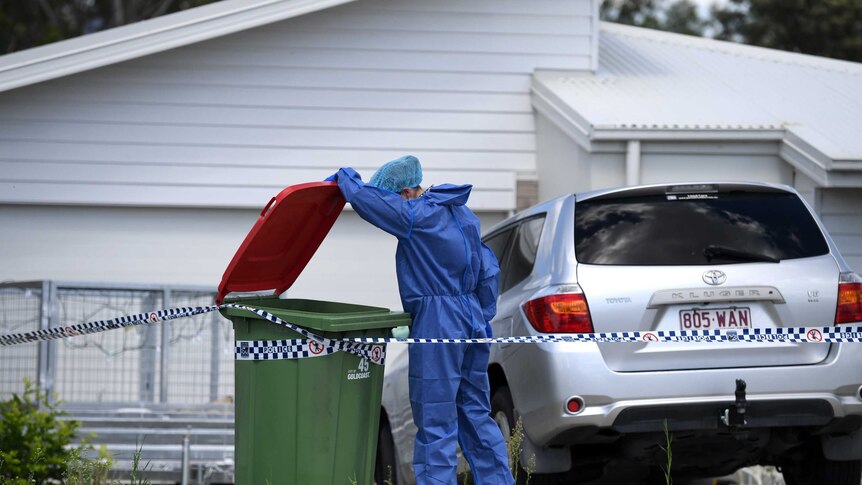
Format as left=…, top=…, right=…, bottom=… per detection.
left=703, top=270, right=727, bottom=286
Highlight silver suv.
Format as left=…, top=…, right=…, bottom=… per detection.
left=377, top=182, right=862, bottom=485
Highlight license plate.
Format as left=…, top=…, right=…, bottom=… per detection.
left=679, top=307, right=751, bottom=330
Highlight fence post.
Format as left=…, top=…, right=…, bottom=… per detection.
left=210, top=311, right=221, bottom=403
left=37, top=280, right=55, bottom=403
left=139, top=291, right=159, bottom=402
left=160, top=288, right=172, bottom=403
left=181, top=429, right=191, bottom=485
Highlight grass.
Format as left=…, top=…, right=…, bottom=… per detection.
left=17, top=421, right=859, bottom=485
left=127, top=443, right=152, bottom=485
left=408, top=416, right=536, bottom=485
left=63, top=446, right=112, bottom=485
left=508, top=417, right=536, bottom=484
left=1, top=443, right=151, bottom=485
left=660, top=419, right=673, bottom=485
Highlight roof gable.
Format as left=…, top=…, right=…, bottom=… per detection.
left=533, top=22, right=862, bottom=186
left=0, top=0, right=357, bottom=94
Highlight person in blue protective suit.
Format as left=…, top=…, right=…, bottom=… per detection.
left=328, top=155, right=514, bottom=485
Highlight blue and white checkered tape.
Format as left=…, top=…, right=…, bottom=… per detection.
left=1, top=303, right=861, bottom=363
left=0, top=305, right=219, bottom=346
left=235, top=339, right=386, bottom=365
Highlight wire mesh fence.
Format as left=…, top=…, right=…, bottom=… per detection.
left=167, top=290, right=235, bottom=405
left=0, top=281, right=233, bottom=407
left=54, top=287, right=163, bottom=403
left=0, top=283, right=42, bottom=399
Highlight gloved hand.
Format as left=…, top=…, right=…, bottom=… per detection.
left=391, top=326, right=410, bottom=340
left=324, top=172, right=338, bottom=182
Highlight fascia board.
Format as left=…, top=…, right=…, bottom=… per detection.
left=537, top=109, right=842, bottom=188
left=832, top=161, right=862, bottom=171
left=0, top=0, right=357, bottom=94
left=590, top=128, right=786, bottom=141
left=531, top=78, right=594, bottom=151
left=825, top=171, right=862, bottom=187
left=584, top=126, right=834, bottom=187
left=782, top=129, right=833, bottom=170
left=779, top=138, right=830, bottom=186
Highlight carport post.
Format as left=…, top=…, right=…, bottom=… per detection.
left=626, top=140, right=641, bottom=186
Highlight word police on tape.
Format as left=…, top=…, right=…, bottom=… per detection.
left=2, top=304, right=861, bottom=363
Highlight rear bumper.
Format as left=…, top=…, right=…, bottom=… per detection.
left=499, top=340, right=862, bottom=446
left=611, top=399, right=833, bottom=434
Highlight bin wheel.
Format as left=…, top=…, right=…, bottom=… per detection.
left=375, top=413, right=399, bottom=485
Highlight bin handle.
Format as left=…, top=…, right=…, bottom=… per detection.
left=260, top=197, right=277, bottom=217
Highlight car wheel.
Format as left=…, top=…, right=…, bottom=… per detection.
left=375, top=415, right=399, bottom=485
left=780, top=448, right=861, bottom=485
left=491, top=386, right=563, bottom=485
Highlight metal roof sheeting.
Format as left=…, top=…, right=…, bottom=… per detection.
left=534, top=21, right=862, bottom=166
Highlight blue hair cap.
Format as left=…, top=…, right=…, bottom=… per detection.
left=368, top=155, right=423, bottom=193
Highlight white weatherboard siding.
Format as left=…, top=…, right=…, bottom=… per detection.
left=535, top=124, right=791, bottom=202
left=0, top=0, right=593, bottom=295
left=0, top=0, right=595, bottom=212
left=638, top=142, right=792, bottom=185
left=0, top=206, right=507, bottom=312
left=536, top=113, right=593, bottom=201
left=821, top=190, right=862, bottom=273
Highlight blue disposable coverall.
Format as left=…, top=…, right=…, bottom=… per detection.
left=333, top=167, right=514, bottom=485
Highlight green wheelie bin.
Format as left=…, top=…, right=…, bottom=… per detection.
left=217, top=182, right=410, bottom=485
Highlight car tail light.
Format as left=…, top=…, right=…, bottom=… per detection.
left=565, top=397, right=584, bottom=414
left=522, top=292, right=593, bottom=333
left=836, top=273, right=862, bottom=324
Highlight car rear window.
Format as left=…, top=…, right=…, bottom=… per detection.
left=575, top=191, right=830, bottom=265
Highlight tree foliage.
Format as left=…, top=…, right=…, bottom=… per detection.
left=711, top=0, right=862, bottom=62
left=601, top=0, right=663, bottom=30
left=664, top=0, right=707, bottom=36
left=602, top=0, right=862, bottom=62
left=2, top=0, right=860, bottom=63
left=601, top=0, right=706, bottom=36
left=0, top=0, right=221, bottom=54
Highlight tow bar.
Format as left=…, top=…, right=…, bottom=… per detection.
left=721, top=379, right=748, bottom=427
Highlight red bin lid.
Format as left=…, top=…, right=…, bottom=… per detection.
left=216, top=182, right=345, bottom=304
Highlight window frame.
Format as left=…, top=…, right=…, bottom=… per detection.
left=483, top=213, right=547, bottom=295
left=482, top=226, right=516, bottom=291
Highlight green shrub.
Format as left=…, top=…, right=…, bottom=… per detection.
left=63, top=446, right=113, bottom=485
left=0, top=379, right=80, bottom=482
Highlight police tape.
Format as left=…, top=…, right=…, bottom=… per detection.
left=227, top=305, right=386, bottom=365
left=2, top=304, right=862, bottom=364
left=0, top=305, right=220, bottom=346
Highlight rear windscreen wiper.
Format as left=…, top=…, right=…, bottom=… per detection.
left=703, top=245, right=780, bottom=263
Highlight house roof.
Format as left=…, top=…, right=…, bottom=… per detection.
left=0, top=0, right=357, bottom=94
left=533, top=21, right=862, bottom=186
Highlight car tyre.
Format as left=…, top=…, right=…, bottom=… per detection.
left=375, top=415, right=399, bottom=485
left=491, top=386, right=563, bottom=485
left=780, top=447, right=862, bottom=485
